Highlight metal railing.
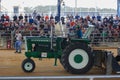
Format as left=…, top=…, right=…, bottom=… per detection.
left=0, top=75, right=120, bottom=80
left=90, top=32, right=120, bottom=46
left=0, top=29, right=120, bottom=49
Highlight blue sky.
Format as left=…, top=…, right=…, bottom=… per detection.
left=1, top=0, right=117, bottom=12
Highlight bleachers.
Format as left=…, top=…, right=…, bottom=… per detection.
left=0, top=13, right=120, bottom=49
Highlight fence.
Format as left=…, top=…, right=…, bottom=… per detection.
left=0, top=75, right=120, bottom=80
left=0, top=29, right=120, bottom=49
left=89, top=31, right=120, bottom=47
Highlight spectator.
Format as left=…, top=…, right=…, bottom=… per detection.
left=1, top=14, right=5, bottom=22
left=50, top=14, right=54, bottom=20
left=3, top=21, right=10, bottom=31
left=75, top=14, right=80, bottom=20
left=61, top=16, right=65, bottom=24
left=41, top=13, right=44, bottom=20
left=36, top=14, right=41, bottom=21
left=66, top=17, right=70, bottom=28
left=86, top=15, right=90, bottom=21
left=14, top=30, right=22, bottom=53
left=70, top=19, right=75, bottom=27
left=0, top=21, right=3, bottom=30
left=4, top=14, right=10, bottom=22
left=108, top=30, right=113, bottom=42
left=68, top=28, right=75, bottom=38
left=19, top=14, right=23, bottom=21
left=92, top=14, right=96, bottom=20
left=69, top=14, right=74, bottom=21
left=13, top=14, right=17, bottom=22
left=24, top=14, right=28, bottom=22
left=97, top=14, right=101, bottom=21
left=45, top=14, right=49, bottom=22
left=39, top=18, right=44, bottom=29
left=108, top=16, right=113, bottom=25
left=29, top=16, right=34, bottom=25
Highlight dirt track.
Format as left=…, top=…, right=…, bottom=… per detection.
left=0, top=49, right=120, bottom=80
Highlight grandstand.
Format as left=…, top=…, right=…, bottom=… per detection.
left=0, top=13, right=120, bottom=49
left=0, top=0, right=120, bottom=49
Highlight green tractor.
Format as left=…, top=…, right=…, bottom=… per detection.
left=21, top=24, right=95, bottom=74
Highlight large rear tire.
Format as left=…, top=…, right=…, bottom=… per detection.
left=61, top=42, right=93, bottom=74
left=22, top=58, right=35, bottom=73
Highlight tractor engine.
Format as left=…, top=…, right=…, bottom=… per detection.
left=33, top=39, right=53, bottom=52
left=25, top=37, right=57, bottom=52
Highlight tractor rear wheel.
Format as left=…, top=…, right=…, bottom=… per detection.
left=61, top=42, right=93, bottom=74
left=22, top=58, right=35, bottom=72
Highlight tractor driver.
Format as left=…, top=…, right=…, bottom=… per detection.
left=76, top=26, right=83, bottom=38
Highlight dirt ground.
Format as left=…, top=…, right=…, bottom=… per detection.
left=0, top=49, right=120, bottom=80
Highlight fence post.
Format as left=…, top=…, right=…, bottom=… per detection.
left=92, top=33, right=95, bottom=44
left=11, top=31, right=14, bottom=48
left=0, top=31, right=1, bottom=39
left=102, top=30, right=105, bottom=43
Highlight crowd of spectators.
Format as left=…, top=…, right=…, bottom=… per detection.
left=65, top=14, right=120, bottom=42
left=0, top=11, right=120, bottom=42
left=0, top=12, right=55, bottom=36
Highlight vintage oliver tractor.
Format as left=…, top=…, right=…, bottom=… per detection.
left=21, top=24, right=96, bottom=74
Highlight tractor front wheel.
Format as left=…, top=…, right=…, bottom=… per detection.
left=22, top=58, right=35, bottom=72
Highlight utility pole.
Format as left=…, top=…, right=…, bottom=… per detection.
left=0, top=0, right=1, bottom=13
left=117, top=0, right=120, bottom=16
left=57, top=0, right=61, bottom=22
left=75, top=0, right=77, bottom=16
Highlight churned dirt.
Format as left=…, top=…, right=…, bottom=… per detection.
left=0, top=49, right=119, bottom=80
